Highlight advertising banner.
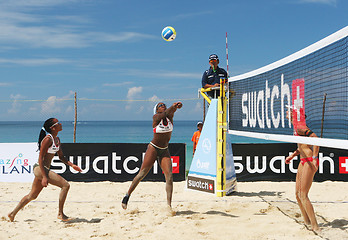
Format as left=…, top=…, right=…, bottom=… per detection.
left=51, top=143, right=186, bottom=182
left=187, top=99, right=218, bottom=194
left=188, top=99, right=217, bottom=178
left=233, top=143, right=348, bottom=182
left=0, top=143, right=185, bottom=182
left=0, top=143, right=38, bottom=182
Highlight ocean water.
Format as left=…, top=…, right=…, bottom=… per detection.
left=0, top=121, right=198, bottom=169
left=0, top=120, right=273, bottom=170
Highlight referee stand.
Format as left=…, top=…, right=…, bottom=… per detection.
left=187, top=78, right=237, bottom=196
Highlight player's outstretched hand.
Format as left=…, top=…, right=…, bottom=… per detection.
left=175, top=102, right=183, bottom=109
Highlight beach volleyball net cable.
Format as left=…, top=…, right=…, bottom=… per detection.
left=228, top=26, right=348, bottom=149
left=0, top=97, right=200, bottom=143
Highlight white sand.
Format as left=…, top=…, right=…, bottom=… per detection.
left=1, top=181, right=347, bottom=240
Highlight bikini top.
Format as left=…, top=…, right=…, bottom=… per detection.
left=153, top=117, right=173, bottom=133
left=43, top=134, right=60, bottom=154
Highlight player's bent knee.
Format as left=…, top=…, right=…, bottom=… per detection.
left=137, top=168, right=150, bottom=180
left=28, top=193, right=39, bottom=201
left=298, top=191, right=308, bottom=201
left=62, top=181, right=70, bottom=191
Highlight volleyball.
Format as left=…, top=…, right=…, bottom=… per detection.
left=161, top=26, right=176, bottom=41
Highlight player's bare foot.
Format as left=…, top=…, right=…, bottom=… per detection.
left=58, top=213, right=73, bottom=222
left=8, top=213, right=15, bottom=222
left=166, top=206, right=176, bottom=216
left=122, top=194, right=129, bottom=210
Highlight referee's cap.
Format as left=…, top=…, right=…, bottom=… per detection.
left=209, top=54, right=219, bottom=61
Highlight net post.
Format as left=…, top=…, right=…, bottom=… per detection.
left=74, top=92, right=77, bottom=143
left=216, top=78, right=227, bottom=197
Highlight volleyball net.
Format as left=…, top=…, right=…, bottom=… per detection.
left=228, top=26, right=348, bottom=149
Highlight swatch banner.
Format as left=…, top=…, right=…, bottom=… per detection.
left=232, top=143, right=348, bottom=182
left=51, top=143, right=186, bottom=182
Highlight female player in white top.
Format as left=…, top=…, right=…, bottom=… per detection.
left=122, top=102, right=182, bottom=211
left=8, top=118, right=81, bottom=222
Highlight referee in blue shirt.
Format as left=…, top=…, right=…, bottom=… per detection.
left=201, top=54, right=228, bottom=98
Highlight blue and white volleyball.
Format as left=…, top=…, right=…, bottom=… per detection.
left=161, top=26, right=176, bottom=41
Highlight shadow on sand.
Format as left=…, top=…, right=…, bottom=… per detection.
left=62, top=218, right=103, bottom=224
left=175, top=210, right=237, bottom=218
left=322, top=219, right=348, bottom=230
left=228, top=190, right=283, bottom=198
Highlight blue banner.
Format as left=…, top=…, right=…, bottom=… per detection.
left=188, top=99, right=217, bottom=177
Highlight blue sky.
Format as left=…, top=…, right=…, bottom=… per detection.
left=0, top=0, right=347, bottom=121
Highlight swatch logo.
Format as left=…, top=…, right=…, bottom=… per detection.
left=187, top=175, right=215, bottom=194
left=241, top=74, right=292, bottom=129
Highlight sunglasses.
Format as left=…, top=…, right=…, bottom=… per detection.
left=50, top=122, right=61, bottom=128
left=157, top=103, right=166, bottom=109
left=210, top=59, right=218, bottom=63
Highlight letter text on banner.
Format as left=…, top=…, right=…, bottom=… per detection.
left=0, top=143, right=38, bottom=182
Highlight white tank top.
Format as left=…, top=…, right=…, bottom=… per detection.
left=153, top=117, right=173, bottom=133
left=42, top=134, right=60, bottom=154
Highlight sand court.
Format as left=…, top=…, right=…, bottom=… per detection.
left=1, top=181, right=347, bottom=240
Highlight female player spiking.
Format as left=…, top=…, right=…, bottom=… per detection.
left=122, top=101, right=182, bottom=211
left=285, top=110, right=320, bottom=231
left=8, top=118, right=82, bottom=222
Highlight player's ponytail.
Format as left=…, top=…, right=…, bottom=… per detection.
left=37, top=118, right=55, bottom=150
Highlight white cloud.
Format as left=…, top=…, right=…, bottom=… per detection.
left=102, top=82, right=133, bottom=87
left=298, top=0, right=337, bottom=6
left=0, top=1, right=156, bottom=49
left=148, top=95, right=160, bottom=102
left=121, top=69, right=201, bottom=79
left=9, top=94, right=23, bottom=99
left=0, top=58, right=71, bottom=66
left=40, top=91, right=74, bottom=114
left=127, top=86, right=143, bottom=100
left=0, top=82, right=11, bottom=86
left=125, top=86, right=144, bottom=111
left=8, top=94, right=25, bottom=114
left=41, top=96, right=61, bottom=114
left=1, top=0, right=79, bottom=9
left=0, top=23, right=156, bottom=48
left=147, top=95, right=162, bottom=113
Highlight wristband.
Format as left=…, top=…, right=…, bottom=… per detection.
left=312, top=156, right=318, bottom=159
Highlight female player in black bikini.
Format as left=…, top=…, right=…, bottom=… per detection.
left=8, top=118, right=82, bottom=222
left=122, top=101, right=182, bottom=211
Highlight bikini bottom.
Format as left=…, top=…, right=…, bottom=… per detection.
left=149, top=142, right=170, bottom=158
left=300, top=157, right=318, bottom=166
